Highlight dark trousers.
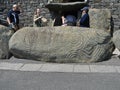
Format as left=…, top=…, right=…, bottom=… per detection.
left=14, top=24, right=19, bottom=32
left=9, top=23, right=19, bottom=32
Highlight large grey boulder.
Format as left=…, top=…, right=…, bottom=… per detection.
left=0, top=25, right=14, bottom=59
left=9, top=27, right=114, bottom=63
left=89, top=9, right=112, bottom=35
left=112, top=30, right=120, bottom=51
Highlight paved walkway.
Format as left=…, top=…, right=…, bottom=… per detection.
left=0, top=48, right=120, bottom=73
left=0, top=62, right=120, bottom=73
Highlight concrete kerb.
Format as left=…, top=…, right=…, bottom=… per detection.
left=0, top=62, right=120, bottom=73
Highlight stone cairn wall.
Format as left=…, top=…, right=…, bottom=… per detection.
left=0, top=0, right=120, bottom=31
left=0, top=0, right=50, bottom=27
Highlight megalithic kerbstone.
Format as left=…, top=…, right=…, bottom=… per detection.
left=9, top=26, right=114, bottom=63
left=0, top=25, right=14, bottom=59
left=112, top=30, right=120, bottom=52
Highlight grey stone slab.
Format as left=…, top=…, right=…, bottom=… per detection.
left=20, top=64, right=43, bottom=71
left=0, top=62, right=23, bottom=70
left=74, top=65, right=90, bottom=73
left=9, top=27, right=114, bottom=63
left=40, top=63, right=74, bottom=72
left=90, top=65, right=117, bottom=73
left=115, top=66, right=120, bottom=73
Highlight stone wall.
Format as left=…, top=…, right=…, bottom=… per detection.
left=0, top=0, right=50, bottom=27
left=0, top=0, right=120, bottom=30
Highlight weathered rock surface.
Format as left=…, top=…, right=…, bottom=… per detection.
left=46, top=2, right=87, bottom=12
left=9, top=27, right=114, bottom=63
left=0, top=25, right=14, bottom=59
left=112, top=30, right=120, bottom=51
left=89, top=9, right=113, bottom=35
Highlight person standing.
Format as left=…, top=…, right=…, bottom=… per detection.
left=53, top=11, right=63, bottom=26
left=7, top=4, right=21, bottom=32
left=33, top=8, right=47, bottom=27
left=80, top=7, right=90, bottom=28
left=61, top=15, right=76, bottom=26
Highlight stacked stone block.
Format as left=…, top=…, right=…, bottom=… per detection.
left=89, top=0, right=120, bottom=31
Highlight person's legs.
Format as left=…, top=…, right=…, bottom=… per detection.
left=14, top=24, right=19, bottom=32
